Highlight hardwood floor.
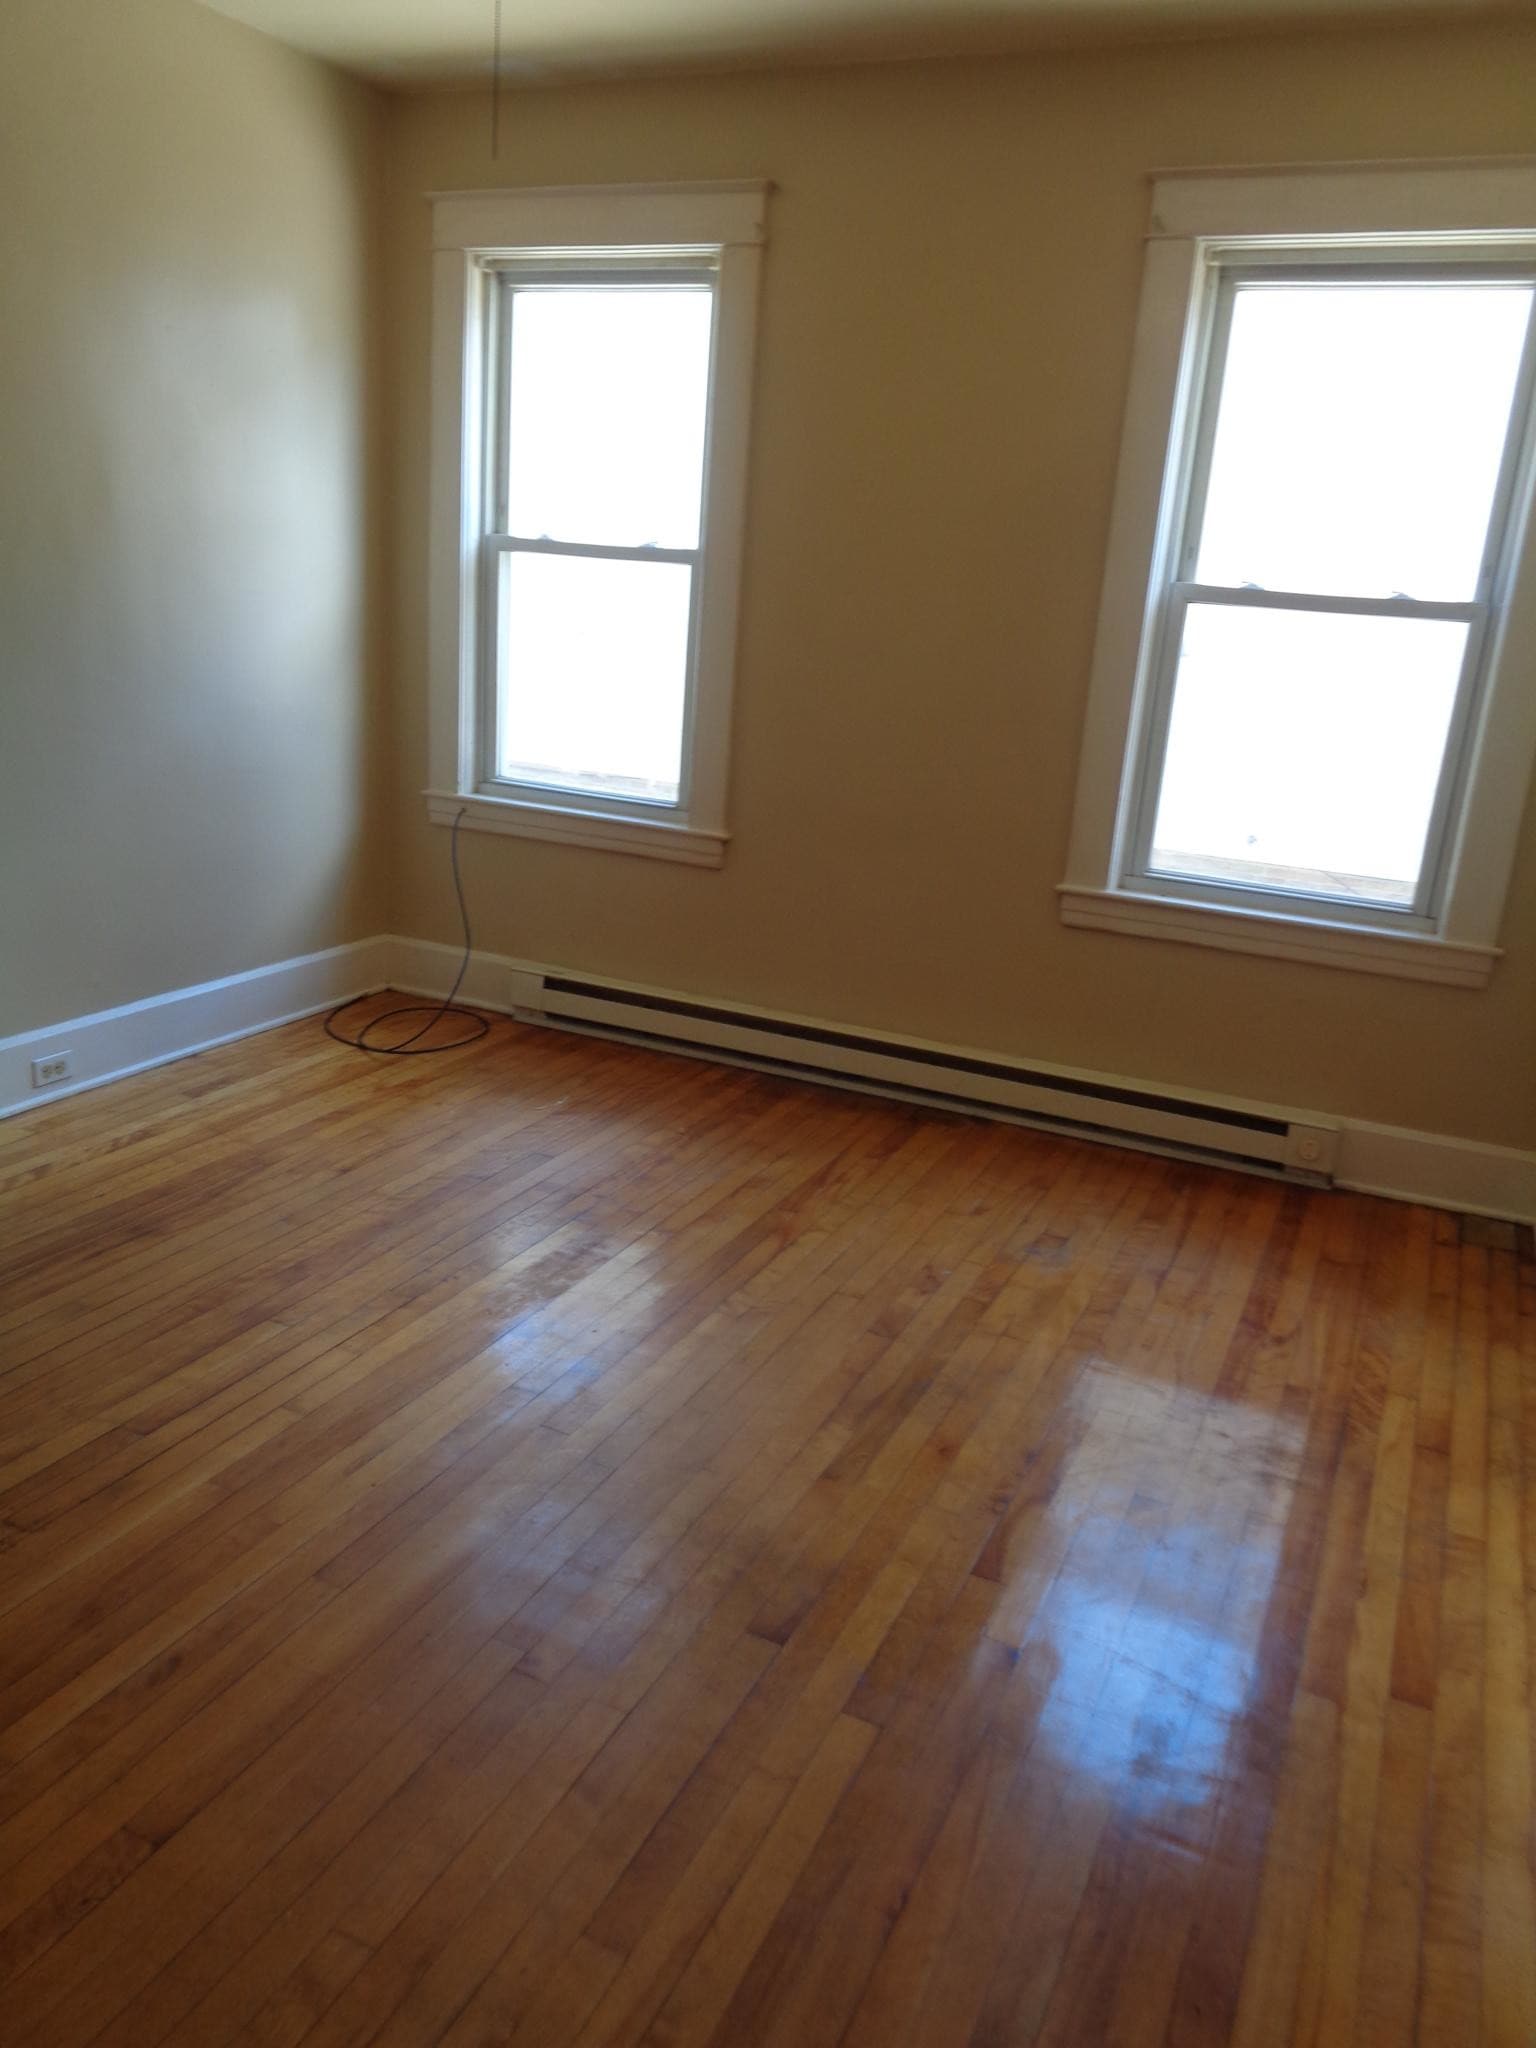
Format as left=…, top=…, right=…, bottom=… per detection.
left=0, top=997, right=1531, bottom=2048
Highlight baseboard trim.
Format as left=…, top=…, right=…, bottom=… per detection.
left=387, top=934, right=523, bottom=1019
left=1334, top=1122, right=1536, bottom=1228
left=7, top=932, right=1532, bottom=1226
left=390, top=935, right=1536, bottom=1226
left=0, top=937, right=392, bottom=1121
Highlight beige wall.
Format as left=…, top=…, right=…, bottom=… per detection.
left=386, top=24, right=1536, bottom=1149
left=0, top=0, right=384, bottom=1037
left=9, top=7, right=1528, bottom=1147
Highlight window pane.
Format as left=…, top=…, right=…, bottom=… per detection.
left=504, top=287, right=713, bottom=549
left=1149, top=603, right=1468, bottom=906
left=497, top=552, right=692, bottom=803
left=1195, top=282, right=1531, bottom=600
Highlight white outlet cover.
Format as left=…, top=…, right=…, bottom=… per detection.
left=1284, top=1122, right=1339, bottom=1175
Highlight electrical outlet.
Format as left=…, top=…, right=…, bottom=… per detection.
left=30, top=1052, right=72, bottom=1088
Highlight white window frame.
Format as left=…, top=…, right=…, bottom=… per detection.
left=427, top=183, right=768, bottom=867
left=1061, top=163, right=1536, bottom=988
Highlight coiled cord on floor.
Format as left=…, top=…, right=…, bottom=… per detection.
left=324, top=806, right=490, bottom=1056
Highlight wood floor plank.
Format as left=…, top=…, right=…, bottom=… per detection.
left=0, top=1001, right=1530, bottom=2046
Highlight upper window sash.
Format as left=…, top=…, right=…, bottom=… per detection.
left=1172, top=256, right=1536, bottom=606
left=483, top=260, right=718, bottom=551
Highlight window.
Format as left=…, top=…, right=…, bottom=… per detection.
left=428, top=184, right=767, bottom=866
left=1063, top=167, right=1536, bottom=988
left=490, top=272, right=712, bottom=807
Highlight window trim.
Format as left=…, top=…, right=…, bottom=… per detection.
left=1061, top=162, right=1536, bottom=987
left=427, top=183, right=768, bottom=867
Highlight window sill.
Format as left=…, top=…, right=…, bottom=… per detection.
left=425, top=791, right=727, bottom=867
left=1057, top=884, right=1499, bottom=988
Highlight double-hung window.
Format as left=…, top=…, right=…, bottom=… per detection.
left=428, top=184, right=767, bottom=866
left=1063, top=166, right=1536, bottom=987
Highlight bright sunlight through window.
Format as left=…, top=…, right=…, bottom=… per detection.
left=1147, top=277, right=1534, bottom=909
left=494, top=282, right=715, bottom=806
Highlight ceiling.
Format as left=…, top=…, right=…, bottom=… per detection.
left=197, top=0, right=1505, bottom=85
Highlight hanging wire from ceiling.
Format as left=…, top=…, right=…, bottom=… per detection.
left=491, top=0, right=505, bottom=157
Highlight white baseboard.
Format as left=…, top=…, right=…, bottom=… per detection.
left=7, top=930, right=1533, bottom=1226
left=392, top=935, right=1536, bottom=1225
left=0, top=937, right=392, bottom=1121
left=1333, top=1121, right=1536, bottom=1227
left=388, top=933, right=523, bottom=1018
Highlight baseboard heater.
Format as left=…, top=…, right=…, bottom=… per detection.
left=506, top=969, right=1339, bottom=1184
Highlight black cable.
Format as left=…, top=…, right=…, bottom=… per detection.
left=491, top=0, right=504, bottom=158
left=325, top=806, right=490, bottom=1057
